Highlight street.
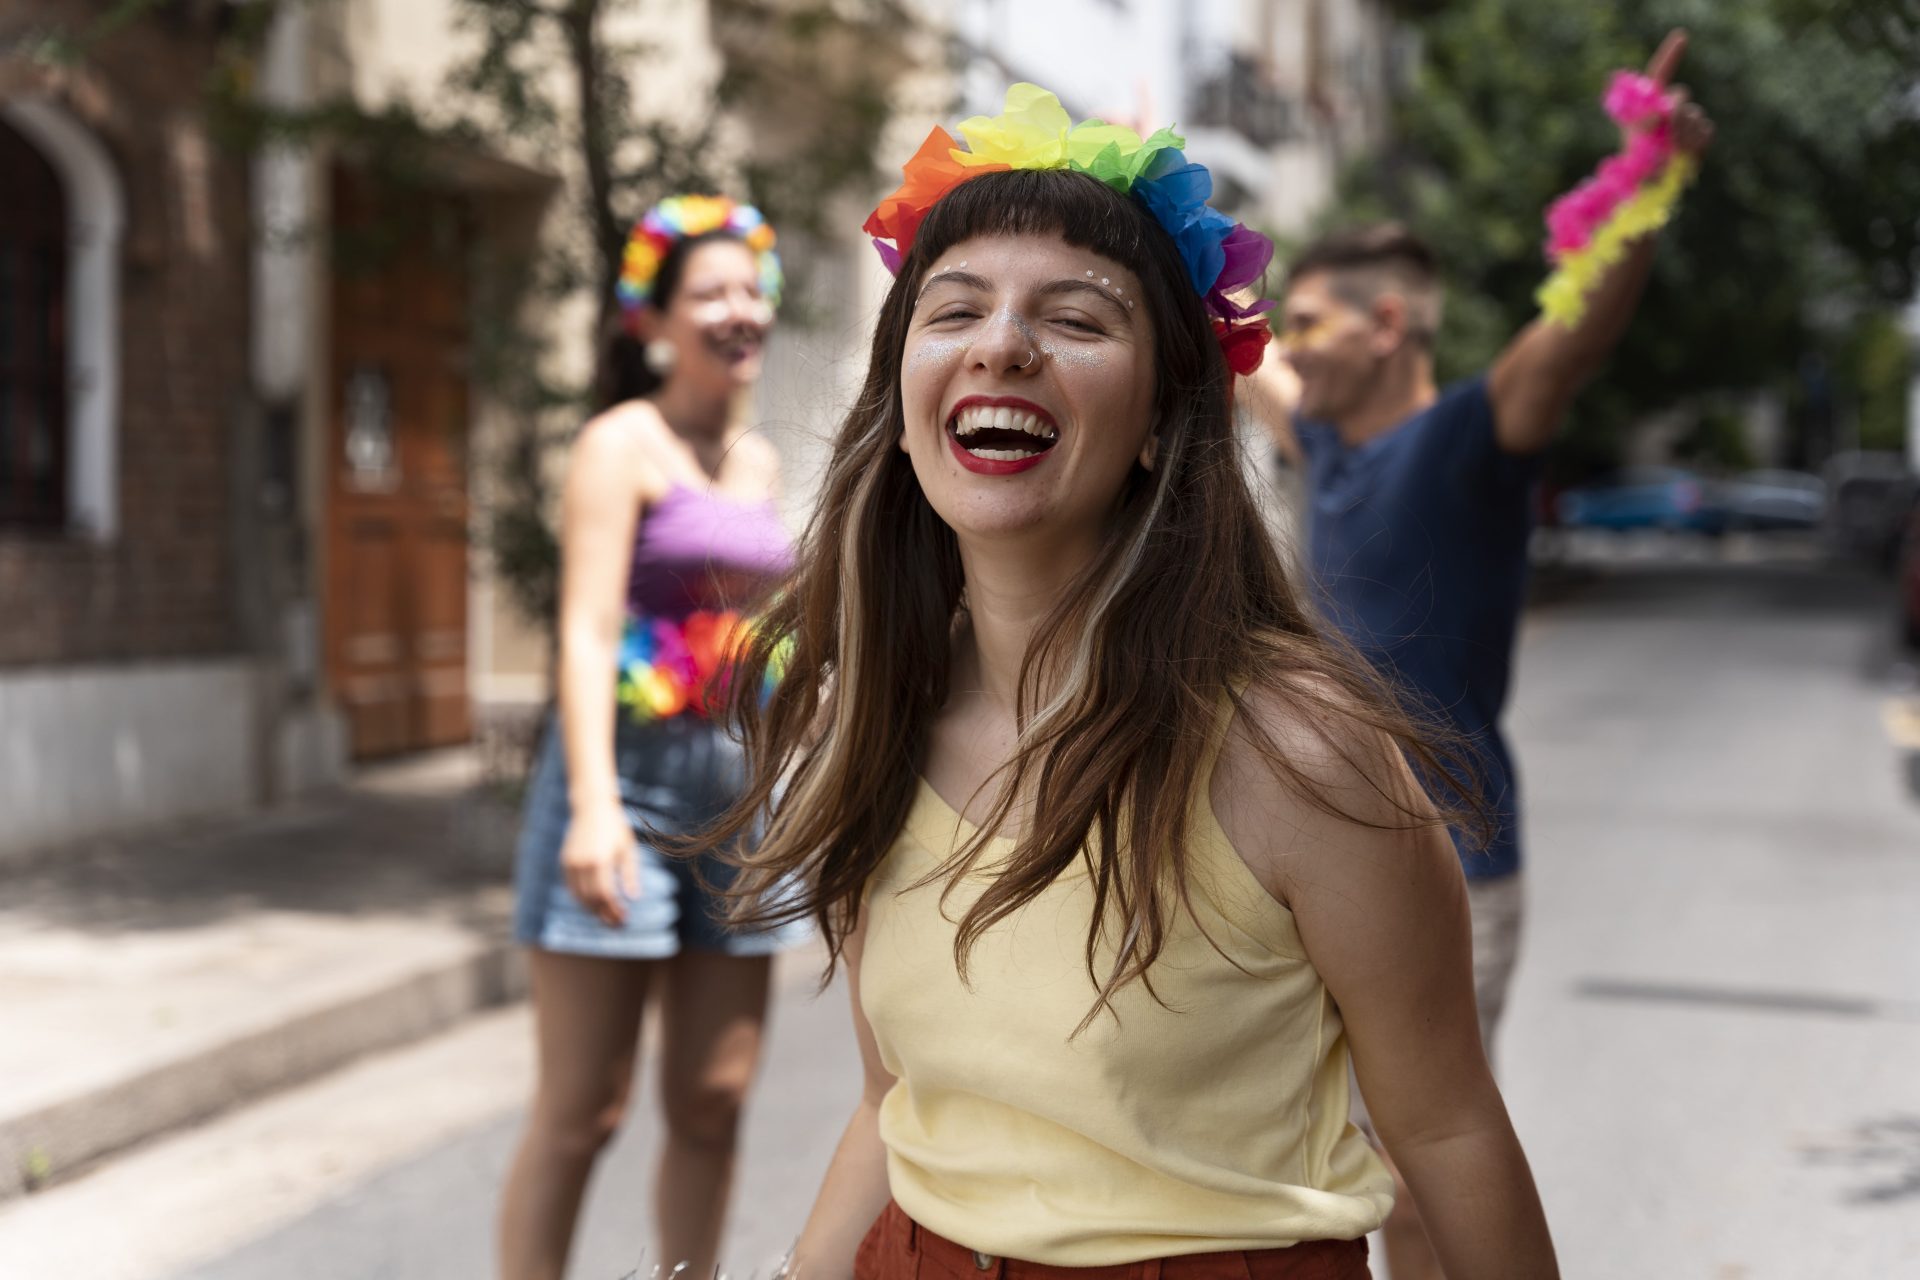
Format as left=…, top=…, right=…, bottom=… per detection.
left=2, top=550, right=1916, bottom=1279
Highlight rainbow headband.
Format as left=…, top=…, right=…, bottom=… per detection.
left=864, top=84, right=1275, bottom=375
left=1537, top=72, right=1697, bottom=327
left=616, top=195, right=784, bottom=334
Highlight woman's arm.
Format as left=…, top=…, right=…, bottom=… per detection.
left=1220, top=687, right=1558, bottom=1279
left=792, top=914, right=895, bottom=1278
left=555, top=410, right=657, bottom=925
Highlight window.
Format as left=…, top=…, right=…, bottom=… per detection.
left=0, top=119, right=68, bottom=529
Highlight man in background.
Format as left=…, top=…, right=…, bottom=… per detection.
left=1248, top=32, right=1713, bottom=1280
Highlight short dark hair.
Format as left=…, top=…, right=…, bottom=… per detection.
left=1284, top=222, right=1437, bottom=288
left=1283, top=222, right=1442, bottom=345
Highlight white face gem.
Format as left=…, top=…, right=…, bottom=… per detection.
left=1100, top=278, right=1110, bottom=286
left=957, top=261, right=968, bottom=268
left=1085, top=270, right=1095, bottom=277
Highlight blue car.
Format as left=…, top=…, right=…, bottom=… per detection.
left=1555, top=467, right=1726, bottom=533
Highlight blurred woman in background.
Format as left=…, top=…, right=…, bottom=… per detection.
left=498, top=196, right=803, bottom=1280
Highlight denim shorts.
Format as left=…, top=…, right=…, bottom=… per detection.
left=512, top=715, right=810, bottom=959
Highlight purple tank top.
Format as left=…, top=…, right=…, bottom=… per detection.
left=626, top=482, right=794, bottom=619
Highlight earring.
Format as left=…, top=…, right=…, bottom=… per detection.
left=644, top=339, right=677, bottom=376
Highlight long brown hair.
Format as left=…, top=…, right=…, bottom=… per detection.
left=689, top=168, right=1486, bottom=1026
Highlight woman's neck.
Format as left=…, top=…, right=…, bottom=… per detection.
left=650, top=378, right=750, bottom=468
left=952, top=531, right=1102, bottom=713
left=1334, top=350, right=1438, bottom=447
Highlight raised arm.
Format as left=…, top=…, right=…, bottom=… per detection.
left=1488, top=29, right=1714, bottom=455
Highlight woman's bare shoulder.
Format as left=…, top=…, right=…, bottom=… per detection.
left=570, top=402, right=671, bottom=498
left=1210, top=673, right=1436, bottom=899
left=577, top=399, right=672, bottom=455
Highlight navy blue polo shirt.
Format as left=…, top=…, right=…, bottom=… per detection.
left=1294, top=376, right=1538, bottom=878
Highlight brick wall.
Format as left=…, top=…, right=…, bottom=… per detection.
left=0, top=4, right=251, bottom=666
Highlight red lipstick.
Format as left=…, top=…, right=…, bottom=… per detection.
left=944, top=395, right=1059, bottom=476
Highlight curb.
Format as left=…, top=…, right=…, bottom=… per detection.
left=0, top=940, right=527, bottom=1202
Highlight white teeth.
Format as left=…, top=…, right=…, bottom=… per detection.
left=950, top=406, right=1057, bottom=440
left=970, top=448, right=1027, bottom=461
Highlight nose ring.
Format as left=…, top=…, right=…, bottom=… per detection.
left=1018, top=349, right=1036, bottom=369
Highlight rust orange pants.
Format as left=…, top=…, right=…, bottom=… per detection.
left=853, top=1201, right=1371, bottom=1280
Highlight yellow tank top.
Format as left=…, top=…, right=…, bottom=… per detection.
left=860, top=725, right=1393, bottom=1265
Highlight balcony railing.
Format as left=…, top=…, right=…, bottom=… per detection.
left=1187, top=53, right=1301, bottom=149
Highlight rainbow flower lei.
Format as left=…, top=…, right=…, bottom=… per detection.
left=864, top=84, right=1275, bottom=375
left=616, top=195, right=784, bottom=335
left=615, top=609, right=791, bottom=723
left=1537, top=71, right=1698, bottom=328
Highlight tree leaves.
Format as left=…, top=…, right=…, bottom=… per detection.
left=1331, top=0, right=1920, bottom=468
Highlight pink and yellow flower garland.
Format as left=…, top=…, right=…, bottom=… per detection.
left=1537, top=71, right=1698, bottom=327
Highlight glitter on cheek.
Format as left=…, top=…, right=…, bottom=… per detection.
left=907, top=334, right=968, bottom=373
left=1038, top=342, right=1107, bottom=369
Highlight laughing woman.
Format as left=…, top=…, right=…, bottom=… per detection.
left=695, top=88, right=1559, bottom=1280
left=499, top=196, right=804, bottom=1280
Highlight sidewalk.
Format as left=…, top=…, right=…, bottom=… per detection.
left=0, top=751, right=528, bottom=1201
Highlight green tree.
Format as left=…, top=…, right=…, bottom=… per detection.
left=1331, top=0, right=1920, bottom=474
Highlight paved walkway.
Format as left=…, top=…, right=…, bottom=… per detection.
left=0, top=751, right=526, bottom=1200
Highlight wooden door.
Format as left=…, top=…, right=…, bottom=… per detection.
left=325, top=169, right=473, bottom=759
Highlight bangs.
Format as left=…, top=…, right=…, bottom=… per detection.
left=910, top=169, right=1164, bottom=280
left=901, top=167, right=1215, bottom=395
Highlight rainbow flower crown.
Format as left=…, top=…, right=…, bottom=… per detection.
left=864, top=84, right=1275, bottom=374
left=616, top=195, right=784, bottom=334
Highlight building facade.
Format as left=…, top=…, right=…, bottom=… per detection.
left=1, top=8, right=269, bottom=853
left=0, top=0, right=913, bottom=854
left=0, top=0, right=1399, bottom=856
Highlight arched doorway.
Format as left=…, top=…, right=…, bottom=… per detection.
left=0, top=118, right=69, bottom=529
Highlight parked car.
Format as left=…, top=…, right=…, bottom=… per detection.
left=1825, top=451, right=1918, bottom=567
left=1720, top=469, right=1827, bottom=531
left=1555, top=467, right=1726, bottom=534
